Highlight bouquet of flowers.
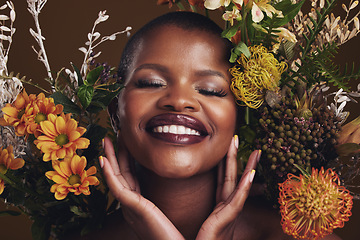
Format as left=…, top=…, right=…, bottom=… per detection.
left=1, top=0, right=360, bottom=239
left=0, top=1, right=130, bottom=239
left=159, top=0, right=360, bottom=239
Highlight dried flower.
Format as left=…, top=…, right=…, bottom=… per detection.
left=34, top=113, right=90, bottom=161
left=279, top=167, right=353, bottom=239
left=45, top=155, right=99, bottom=200
left=230, top=45, right=287, bottom=108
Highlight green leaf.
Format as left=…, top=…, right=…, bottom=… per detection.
left=82, top=124, right=108, bottom=161
left=261, top=0, right=304, bottom=29
left=77, top=85, right=94, bottom=109
left=83, top=124, right=108, bottom=147
left=221, top=21, right=241, bottom=40
left=234, top=42, right=250, bottom=58
left=50, top=92, right=81, bottom=115
left=273, top=0, right=304, bottom=27
left=70, top=63, right=83, bottom=86
left=85, top=66, right=104, bottom=86
left=31, top=217, right=51, bottom=240
left=0, top=210, right=21, bottom=216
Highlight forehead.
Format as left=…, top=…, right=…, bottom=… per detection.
left=127, top=25, right=230, bottom=76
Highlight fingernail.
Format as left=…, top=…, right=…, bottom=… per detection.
left=256, top=150, right=262, bottom=163
left=101, top=138, right=105, bottom=149
left=234, top=135, right=239, bottom=149
left=248, top=169, right=256, bottom=183
left=99, top=156, right=104, bottom=168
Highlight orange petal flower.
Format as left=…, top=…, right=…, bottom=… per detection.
left=278, top=167, right=353, bottom=240
left=45, top=155, right=100, bottom=200
left=34, top=113, right=90, bottom=161
left=0, top=145, right=25, bottom=194
left=0, top=90, right=36, bottom=136
left=26, top=93, right=64, bottom=137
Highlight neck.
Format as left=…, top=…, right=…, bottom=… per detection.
left=138, top=166, right=217, bottom=240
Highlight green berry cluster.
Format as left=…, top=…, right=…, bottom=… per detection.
left=256, top=95, right=342, bottom=201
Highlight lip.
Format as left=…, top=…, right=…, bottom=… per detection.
left=145, top=113, right=209, bottom=144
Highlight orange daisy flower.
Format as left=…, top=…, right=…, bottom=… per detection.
left=26, top=93, right=64, bottom=137
left=0, top=90, right=36, bottom=136
left=34, top=113, right=90, bottom=161
left=278, top=167, right=353, bottom=240
left=45, top=155, right=99, bottom=200
left=0, top=145, right=25, bottom=194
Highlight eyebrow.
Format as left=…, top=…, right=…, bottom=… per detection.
left=133, top=64, right=229, bottom=83
left=195, top=69, right=229, bottom=83
left=133, top=63, right=169, bottom=74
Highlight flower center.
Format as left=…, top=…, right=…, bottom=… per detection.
left=55, top=134, right=69, bottom=147
left=34, top=113, right=47, bottom=124
left=68, top=174, right=81, bottom=185
left=0, top=164, right=7, bottom=175
left=17, top=109, right=25, bottom=119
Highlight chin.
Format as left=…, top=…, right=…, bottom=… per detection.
left=148, top=156, right=205, bottom=179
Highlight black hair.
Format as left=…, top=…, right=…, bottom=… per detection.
left=117, top=11, right=232, bottom=81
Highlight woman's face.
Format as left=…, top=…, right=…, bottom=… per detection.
left=118, top=25, right=237, bottom=178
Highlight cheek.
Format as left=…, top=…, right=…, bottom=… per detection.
left=209, top=98, right=237, bottom=135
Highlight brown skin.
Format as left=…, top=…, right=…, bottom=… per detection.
left=75, top=26, right=341, bottom=240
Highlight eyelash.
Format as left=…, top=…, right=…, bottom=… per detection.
left=197, top=88, right=227, bottom=97
left=135, top=79, right=165, bottom=88
left=135, top=79, right=227, bottom=97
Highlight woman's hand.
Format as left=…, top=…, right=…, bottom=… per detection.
left=101, top=136, right=185, bottom=240
left=196, top=136, right=261, bottom=240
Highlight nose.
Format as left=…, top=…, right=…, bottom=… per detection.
left=157, top=84, right=200, bottom=112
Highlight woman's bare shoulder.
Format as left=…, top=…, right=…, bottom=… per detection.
left=234, top=196, right=341, bottom=240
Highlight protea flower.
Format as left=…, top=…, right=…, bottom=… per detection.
left=278, top=167, right=353, bottom=239
left=230, top=45, right=287, bottom=109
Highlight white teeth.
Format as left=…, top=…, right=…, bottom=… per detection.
left=153, top=125, right=200, bottom=136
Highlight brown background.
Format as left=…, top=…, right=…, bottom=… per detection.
left=1, top=0, right=359, bottom=239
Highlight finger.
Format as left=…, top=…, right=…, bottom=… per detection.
left=102, top=157, right=141, bottom=210
left=103, top=137, right=121, bottom=176
left=221, top=135, right=238, bottom=201
left=103, top=137, right=131, bottom=189
left=242, top=149, right=261, bottom=176
left=117, top=133, right=139, bottom=191
left=230, top=150, right=261, bottom=208
left=216, top=158, right=225, bottom=203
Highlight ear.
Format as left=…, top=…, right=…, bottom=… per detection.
left=107, top=95, right=120, bottom=133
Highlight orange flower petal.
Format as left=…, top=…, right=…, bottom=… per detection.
left=86, top=166, right=97, bottom=176
left=40, top=121, right=58, bottom=137
left=8, top=158, right=25, bottom=170
left=55, top=116, right=66, bottom=133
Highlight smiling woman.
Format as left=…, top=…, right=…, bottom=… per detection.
left=1, top=1, right=360, bottom=240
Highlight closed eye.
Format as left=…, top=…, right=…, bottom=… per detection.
left=135, top=79, right=166, bottom=88
left=197, top=88, right=227, bottom=97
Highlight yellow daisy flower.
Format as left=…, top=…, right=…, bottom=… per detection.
left=34, top=113, right=90, bottom=161
left=230, top=45, right=287, bottom=109
left=45, top=155, right=99, bottom=200
left=0, top=145, right=25, bottom=194
left=0, top=90, right=36, bottom=136
left=26, top=93, right=64, bottom=137
left=278, top=167, right=353, bottom=240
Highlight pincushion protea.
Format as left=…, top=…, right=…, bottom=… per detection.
left=278, top=167, right=353, bottom=240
